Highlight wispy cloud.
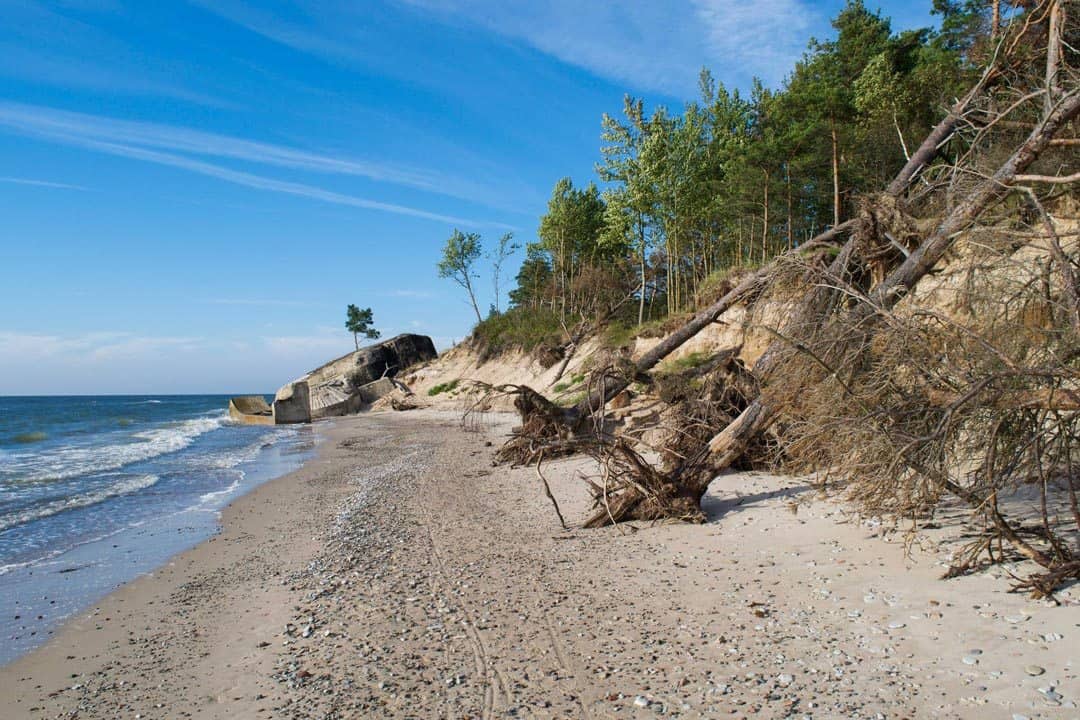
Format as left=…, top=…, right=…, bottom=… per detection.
left=0, top=331, right=203, bottom=362
left=0, top=102, right=514, bottom=229
left=198, top=0, right=819, bottom=95
left=0, top=176, right=88, bottom=191
left=187, top=0, right=365, bottom=64
left=0, top=102, right=515, bottom=215
left=0, top=3, right=228, bottom=107
left=399, top=0, right=815, bottom=92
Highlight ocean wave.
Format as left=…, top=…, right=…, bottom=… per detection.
left=2, top=414, right=227, bottom=484
left=0, top=517, right=148, bottom=576
left=197, top=474, right=243, bottom=505
left=0, top=473, right=160, bottom=533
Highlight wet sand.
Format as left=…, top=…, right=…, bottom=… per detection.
left=1, top=409, right=1076, bottom=719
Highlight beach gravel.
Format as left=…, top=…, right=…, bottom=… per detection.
left=1, top=410, right=1077, bottom=719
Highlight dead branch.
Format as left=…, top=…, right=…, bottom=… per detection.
left=1013, top=171, right=1080, bottom=183
left=535, top=451, right=568, bottom=530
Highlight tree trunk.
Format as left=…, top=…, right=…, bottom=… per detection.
left=575, top=221, right=858, bottom=416
left=786, top=163, right=794, bottom=250
left=638, top=220, right=647, bottom=326
left=1046, top=0, right=1063, bottom=113
left=830, top=119, right=841, bottom=227
left=885, top=65, right=999, bottom=196
left=555, top=42, right=1008, bottom=436
left=762, top=168, right=770, bottom=263
left=465, top=275, right=483, bottom=324
left=700, top=88, right=1080, bottom=473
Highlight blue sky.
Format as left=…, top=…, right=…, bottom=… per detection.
left=0, top=0, right=935, bottom=395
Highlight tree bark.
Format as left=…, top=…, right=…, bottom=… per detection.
left=574, top=65, right=1006, bottom=422
left=830, top=119, right=841, bottom=227
left=786, top=163, right=794, bottom=250
left=762, top=168, right=770, bottom=264
left=638, top=218, right=647, bottom=326
left=574, top=220, right=858, bottom=416
left=465, top=274, right=483, bottom=324
left=701, top=88, right=1080, bottom=472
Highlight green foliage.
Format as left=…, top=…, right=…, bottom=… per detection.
left=345, top=304, right=379, bottom=350
left=438, top=229, right=484, bottom=323
left=469, top=306, right=564, bottom=359
left=491, top=0, right=987, bottom=350
left=552, top=373, right=585, bottom=394
left=427, top=379, right=460, bottom=396
left=601, top=316, right=671, bottom=350
left=555, top=390, right=588, bottom=408
left=488, top=232, right=520, bottom=314
left=509, top=244, right=554, bottom=309
left=658, top=351, right=711, bottom=375
left=534, top=178, right=610, bottom=317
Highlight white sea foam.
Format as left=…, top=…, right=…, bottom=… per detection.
left=197, top=474, right=243, bottom=505
left=3, top=414, right=227, bottom=484
left=0, top=473, right=160, bottom=533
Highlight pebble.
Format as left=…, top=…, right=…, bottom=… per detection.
left=962, top=656, right=980, bottom=666
left=1042, top=632, right=1063, bottom=642
left=887, top=621, right=906, bottom=629
left=776, top=673, right=794, bottom=687
left=1025, top=665, right=1045, bottom=676
left=633, top=695, right=651, bottom=708
left=1038, top=687, right=1063, bottom=705
left=1004, top=614, right=1029, bottom=624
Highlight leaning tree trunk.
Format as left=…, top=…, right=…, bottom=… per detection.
left=571, top=61, right=1005, bottom=422
left=697, top=87, right=1080, bottom=486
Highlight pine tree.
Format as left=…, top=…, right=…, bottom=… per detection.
left=345, top=305, right=380, bottom=351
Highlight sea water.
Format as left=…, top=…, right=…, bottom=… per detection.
left=0, top=395, right=316, bottom=665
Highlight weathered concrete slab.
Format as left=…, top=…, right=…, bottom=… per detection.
left=228, top=396, right=274, bottom=425
left=357, top=377, right=395, bottom=403
left=270, top=335, right=436, bottom=423
left=273, top=380, right=311, bottom=424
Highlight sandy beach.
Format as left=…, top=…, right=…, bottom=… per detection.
left=1, top=409, right=1077, bottom=719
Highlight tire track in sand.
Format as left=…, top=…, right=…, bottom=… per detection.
left=534, top=574, right=597, bottom=720
left=423, top=516, right=506, bottom=720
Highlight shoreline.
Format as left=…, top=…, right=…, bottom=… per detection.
left=1, top=409, right=1076, bottom=718
left=0, top=418, right=316, bottom=667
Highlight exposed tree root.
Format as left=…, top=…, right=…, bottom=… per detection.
left=480, top=4, right=1079, bottom=595
left=1011, top=560, right=1080, bottom=601
left=582, top=439, right=706, bottom=528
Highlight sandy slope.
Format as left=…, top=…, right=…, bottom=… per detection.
left=1, top=410, right=1076, bottom=719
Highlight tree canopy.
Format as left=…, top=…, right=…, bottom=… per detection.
left=437, top=229, right=484, bottom=323
left=487, top=0, right=987, bottom=332
left=345, top=304, right=379, bottom=351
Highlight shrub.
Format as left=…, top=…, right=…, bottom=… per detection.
left=658, top=351, right=711, bottom=375
left=469, top=307, right=564, bottom=363
left=427, top=379, right=460, bottom=396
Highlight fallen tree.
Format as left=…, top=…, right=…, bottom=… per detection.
left=496, top=0, right=1080, bottom=594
